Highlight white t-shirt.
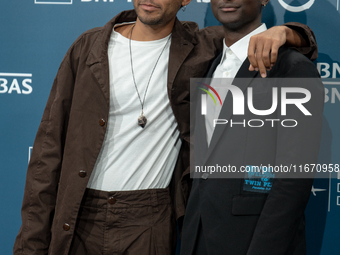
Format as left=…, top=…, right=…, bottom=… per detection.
left=87, top=24, right=181, bottom=191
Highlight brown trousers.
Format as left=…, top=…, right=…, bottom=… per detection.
left=69, top=188, right=176, bottom=255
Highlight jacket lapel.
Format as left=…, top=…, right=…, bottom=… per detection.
left=203, top=58, right=259, bottom=164
left=167, top=19, right=196, bottom=95
left=206, top=53, right=223, bottom=78
left=86, top=10, right=138, bottom=107
left=167, top=19, right=197, bottom=145
left=86, top=13, right=196, bottom=144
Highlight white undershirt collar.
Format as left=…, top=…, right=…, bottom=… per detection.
left=220, top=23, right=267, bottom=65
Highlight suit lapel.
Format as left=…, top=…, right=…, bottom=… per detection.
left=194, top=54, right=222, bottom=165
left=203, top=58, right=259, bottom=165
left=194, top=89, right=209, bottom=165
left=205, top=53, right=223, bottom=78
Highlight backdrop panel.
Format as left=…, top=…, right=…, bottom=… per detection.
left=1, top=1, right=339, bottom=254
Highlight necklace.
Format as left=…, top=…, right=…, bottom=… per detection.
left=129, top=24, right=171, bottom=128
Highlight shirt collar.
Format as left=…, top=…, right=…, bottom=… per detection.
left=220, top=23, right=267, bottom=64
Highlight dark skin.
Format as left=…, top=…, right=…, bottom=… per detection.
left=116, top=0, right=190, bottom=41
left=248, top=23, right=306, bottom=76
left=211, top=0, right=267, bottom=47
left=115, top=0, right=306, bottom=77
left=210, top=0, right=306, bottom=77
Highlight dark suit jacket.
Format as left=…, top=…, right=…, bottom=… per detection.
left=181, top=47, right=324, bottom=255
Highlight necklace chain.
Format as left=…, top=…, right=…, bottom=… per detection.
left=129, top=24, right=171, bottom=118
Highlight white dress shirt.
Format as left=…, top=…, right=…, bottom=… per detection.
left=206, top=24, right=267, bottom=145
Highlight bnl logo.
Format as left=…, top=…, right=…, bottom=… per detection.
left=278, top=0, right=339, bottom=12
left=35, top=0, right=73, bottom=4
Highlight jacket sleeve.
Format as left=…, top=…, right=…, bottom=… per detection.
left=13, top=49, right=77, bottom=255
left=203, top=23, right=318, bottom=61
left=283, top=22, right=318, bottom=61
left=246, top=53, right=324, bottom=255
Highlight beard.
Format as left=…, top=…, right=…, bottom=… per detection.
left=133, top=0, right=180, bottom=27
left=133, top=0, right=163, bottom=25
left=137, top=13, right=163, bottom=26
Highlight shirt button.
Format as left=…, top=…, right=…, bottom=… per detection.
left=202, top=173, right=209, bottom=180
left=79, top=170, right=87, bottom=178
left=99, top=119, right=106, bottom=126
left=108, top=196, right=116, bottom=204
left=225, top=71, right=230, bottom=76
left=63, top=223, right=70, bottom=231
left=228, top=50, right=232, bottom=55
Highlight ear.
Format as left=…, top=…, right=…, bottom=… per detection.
left=262, top=0, right=270, bottom=7
left=181, top=0, right=192, bottom=7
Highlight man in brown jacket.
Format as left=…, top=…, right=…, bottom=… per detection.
left=13, top=0, right=318, bottom=254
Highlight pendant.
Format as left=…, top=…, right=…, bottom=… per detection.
left=138, top=114, right=147, bottom=128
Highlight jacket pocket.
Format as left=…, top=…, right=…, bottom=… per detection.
left=232, top=194, right=267, bottom=216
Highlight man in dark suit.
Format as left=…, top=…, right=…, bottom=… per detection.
left=180, top=0, right=324, bottom=254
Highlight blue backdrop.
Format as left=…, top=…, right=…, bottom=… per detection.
left=1, top=1, right=339, bottom=254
